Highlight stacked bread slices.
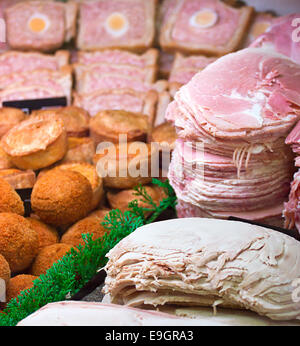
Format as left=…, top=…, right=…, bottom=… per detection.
left=166, top=47, right=300, bottom=226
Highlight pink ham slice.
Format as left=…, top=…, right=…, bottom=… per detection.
left=284, top=170, right=300, bottom=231
left=176, top=199, right=285, bottom=227
left=167, top=48, right=300, bottom=144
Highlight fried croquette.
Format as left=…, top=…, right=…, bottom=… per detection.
left=48, top=163, right=104, bottom=211
left=0, top=177, right=24, bottom=216
left=31, top=243, right=73, bottom=276
left=6, top=274, right=38, bottom=302
left=0, top=253, right=10, bottom=287
left=87, top=208, right=111, bottom=220
left=0, top=213, right=39, bottom=273
left=26, top=218, right=59, bottom=251
left=61, top=215, right=108, bottom=247
left=1, top=113, right=67, bottom=170
left=31, top=169, right=93, bottom=227
left=107, top=185, right=163, bottom=214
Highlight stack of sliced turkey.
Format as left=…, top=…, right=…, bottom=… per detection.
left=166, top=46, right=300, bottom=225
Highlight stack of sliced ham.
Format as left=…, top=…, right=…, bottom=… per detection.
left=167, top=46, right=300, bottom=226
left=0, top=50, right=72, bottom=106
left=73, top=49, right=165, bottom=124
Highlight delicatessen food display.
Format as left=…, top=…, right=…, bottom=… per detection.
left=0, top=0, right=299, bottom=327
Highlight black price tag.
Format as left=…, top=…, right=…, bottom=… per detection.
left=3, top=96, right=67, bottom=114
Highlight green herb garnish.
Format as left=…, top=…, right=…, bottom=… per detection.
left=0, top=179, right=176, bottom=326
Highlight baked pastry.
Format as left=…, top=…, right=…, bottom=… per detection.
left=33, top=106, right=90, bottom=138
left=0, top=145, right=14, bottom=170
left=31, top=243, right=73, bottom=276
left=0, top=177, right=24, bottom=216
left=0, top=169, right=36, bottom=190
left=74, top=63, right=157, bottom=86
left=0, top=50, right=70, bottom=75
left=31, top=169, right=93, bottom=227
left=94, top=142, right=159, bottom=189
left=0, top=66, right=73, bottom=105
left=155, top=91, right=172, bottom=126
left=151, top=122, right=177, bottom=151
left=107, top=184, right=164, bottom=214
left=75, top=70, right=167, bottom=95
left=26, top=217, right=59, bottom=251
left=159, top=0, right=253, bottom=55
left=90, top=110, right=150, bottom=145
left=44, top=163, right=104, bottom=211
left=61, top=137, right=95, bottom=164
left=5, top=1, right=77, bottom=51
left=77, top=48, right=158, bottom=68
left=6, top=274, right=38, bottom=302
left=104, top=218, right=300, bottom=321
left=1, top=113, right=68, bottom=170
left=0, top=213, right=39, bottom=273
left=73, top=89, right=158, bottom=126
left=77, top=0, right=157, bottom=52
left=61, top=215, right=108, bottom=247
left=243, top=12, right=276, bottom=47
left=0, top=108, right=25, bottom=138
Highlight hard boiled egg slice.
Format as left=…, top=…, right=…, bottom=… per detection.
left=105, top=12, right=129, bottom=37
left=189, top=9, right=218, bottom=29
left=28, top=14, right=50, bottom=34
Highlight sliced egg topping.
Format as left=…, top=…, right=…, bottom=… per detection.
left=251, top=22, right=271, bottom=39
left=28, top=14, right=49, bottom=34
left=105, top=12, right=129, bottom=37
left=189, top=9, right=218, bottom=29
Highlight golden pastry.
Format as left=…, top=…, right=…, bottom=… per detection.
left=1, top=114, right=67, bottom=170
